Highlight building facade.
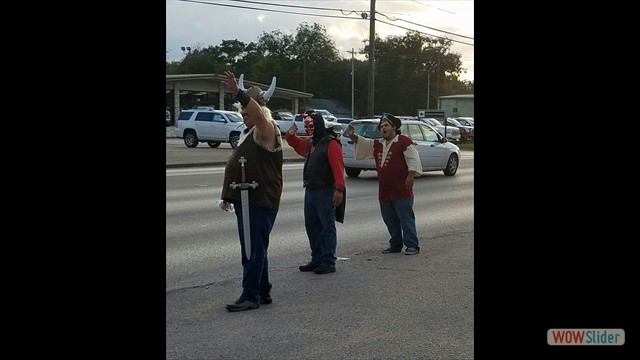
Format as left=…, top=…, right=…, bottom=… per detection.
left=437, top=94, right=474, bottom=118
left=166, top=74, right=314, bottom=124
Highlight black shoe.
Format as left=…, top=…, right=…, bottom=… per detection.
left=381, top=246, right=402, bottom=254
left=313, top=264, right=336, bottom=274
left=226, top=299, right=259, bottom=312
left=299, top=262, right=320, bottom=272
left=404, top=247, right=420, bottom=255
left=259, top=293, right=272, bottom=304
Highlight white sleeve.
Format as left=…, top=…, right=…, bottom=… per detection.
left=404, top=144, right=422, bottom=174
left=354, top=136, right=376, bottom=160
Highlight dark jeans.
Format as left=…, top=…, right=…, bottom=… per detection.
left=304, top=187, right=337, bottom=267
left=379, top=197, right=419, bottom=250
left=233, top=201, right=277, bottom=303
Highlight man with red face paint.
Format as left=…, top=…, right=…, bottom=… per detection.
left=285, top=113, right=345, bottom=274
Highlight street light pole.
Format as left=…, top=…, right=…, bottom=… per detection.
left=348, top=48, right=355, bottom=118
left=367, top=0, right=376, bottom=117
left=427, top=72, right=430, bottom=109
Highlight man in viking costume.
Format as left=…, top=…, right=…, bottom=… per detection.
left=220, top=71, right=283, bottom=312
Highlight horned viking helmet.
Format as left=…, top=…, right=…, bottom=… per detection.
left=237, top=74, right=276, bottom=106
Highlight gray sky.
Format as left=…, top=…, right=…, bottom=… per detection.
left=166, top=0, right=474, bottom=81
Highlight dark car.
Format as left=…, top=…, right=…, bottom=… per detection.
left=444, top=118, right=473, bottom=141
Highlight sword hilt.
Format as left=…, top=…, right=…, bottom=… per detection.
left=239, top=156, right=247, bottom=183
left=230, top=181, right=258, bottom=190
left=230, top=156, right=258, bottom=191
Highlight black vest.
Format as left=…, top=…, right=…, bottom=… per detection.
left=303, top=135, right=339, bottom=190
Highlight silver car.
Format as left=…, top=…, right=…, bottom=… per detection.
left=420, top=118, right=461, bottom=142
left=271, top=111, right=295, bottom=135
left=341, top=118, right=461, bottom=178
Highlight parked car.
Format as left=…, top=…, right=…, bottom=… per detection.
left=166, top=109, right=171, bottom=127
left=420, top=117, right=461, bottom=142
left=444, top=118, right=473, bottom=141
left=292, top=113, right=342, bottom=136
left=304, top=109, right=338, bottom=122
left=291, top=114, right=312, bottom=136
left=271, top=111, right=295, bottom=135
left=455, top=117, right=474, bottom=127
left=336, top=117, right=357, bottom=133
left=174, top=107, right=245, bottom=148
left=341, top=118, right=460, bottom=178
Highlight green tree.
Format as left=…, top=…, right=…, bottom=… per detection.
left=166, top=25, right=473, bottom=116
left=291, top=22, right=340, bottom=101
left=362, top=31, right=466, bottom=115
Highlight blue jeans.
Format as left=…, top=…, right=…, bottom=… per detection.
left=379, top=197, right=419, bottom=250
left=233, top=201, right=277, bottom=303
left=304, top=188, right=337, bottom=267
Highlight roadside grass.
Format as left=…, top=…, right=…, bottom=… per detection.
left=456, top=141, right=474, bottom=151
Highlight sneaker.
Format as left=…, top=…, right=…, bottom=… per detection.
left=381, top=246, right=402, bottom=254
left=232, top=297, right=244, bottom=305
left=259, top=293, right=272, bottom=305
left=313, top=264, right=336, bottom=274
left=226, top=299, right=259, bottom=312
left=299, top=262, right=320, bottom=272
left=405, top=247, right=420, bottom=255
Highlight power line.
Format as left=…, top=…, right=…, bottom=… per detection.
left=178, top=0, right=360, bottom=18
left=178, top=0, right=473, bottom=45
left=376, top=10, right=473, bottom=40
left=375, top=18, right=473, bottom=46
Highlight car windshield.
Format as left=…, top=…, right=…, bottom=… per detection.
left=352, top=122, right=382, bottom=139
left=447, top=118, right=463, bottom=126
left=226, top=112, right=244, bottom=123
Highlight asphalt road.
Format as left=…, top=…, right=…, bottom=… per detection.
left=166, top=138, right=475, bottom=359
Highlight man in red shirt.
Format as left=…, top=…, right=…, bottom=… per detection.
left=345, top=114, right=423, bottom=255
left=285, top=113, right=345, bottom=274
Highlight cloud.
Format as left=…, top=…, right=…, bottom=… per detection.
left=166, top=0, right=473, bottom=81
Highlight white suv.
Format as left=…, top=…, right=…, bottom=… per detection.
left=174, top=107, right=245, bottom=148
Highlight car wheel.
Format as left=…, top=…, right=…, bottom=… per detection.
left=229, top=132, right=240, bottom=148
left=183, top=131, right=199, bottom=148
left=443, top=154, right=459, bottom=176
left=345, top=167, right=361, bottom=178
left=207, top=142, right=221, bottom=148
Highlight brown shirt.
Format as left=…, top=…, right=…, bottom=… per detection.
left=221, top=126, right=284, bottom=211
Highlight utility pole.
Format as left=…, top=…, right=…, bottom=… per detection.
left=367, top=0, right=376, bottom=117
left=347, top=48, right=356, bottom=118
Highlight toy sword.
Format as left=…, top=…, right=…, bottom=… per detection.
left=229, top=156, right=258, bottom=261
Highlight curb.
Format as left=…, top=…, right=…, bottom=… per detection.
left=166, top=157, right=305, bottom=169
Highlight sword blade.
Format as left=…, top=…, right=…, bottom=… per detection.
left=240, top=190, right=251, bottom=261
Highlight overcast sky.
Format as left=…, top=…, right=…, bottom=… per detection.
left=166, top=0, right=474, bottom=81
